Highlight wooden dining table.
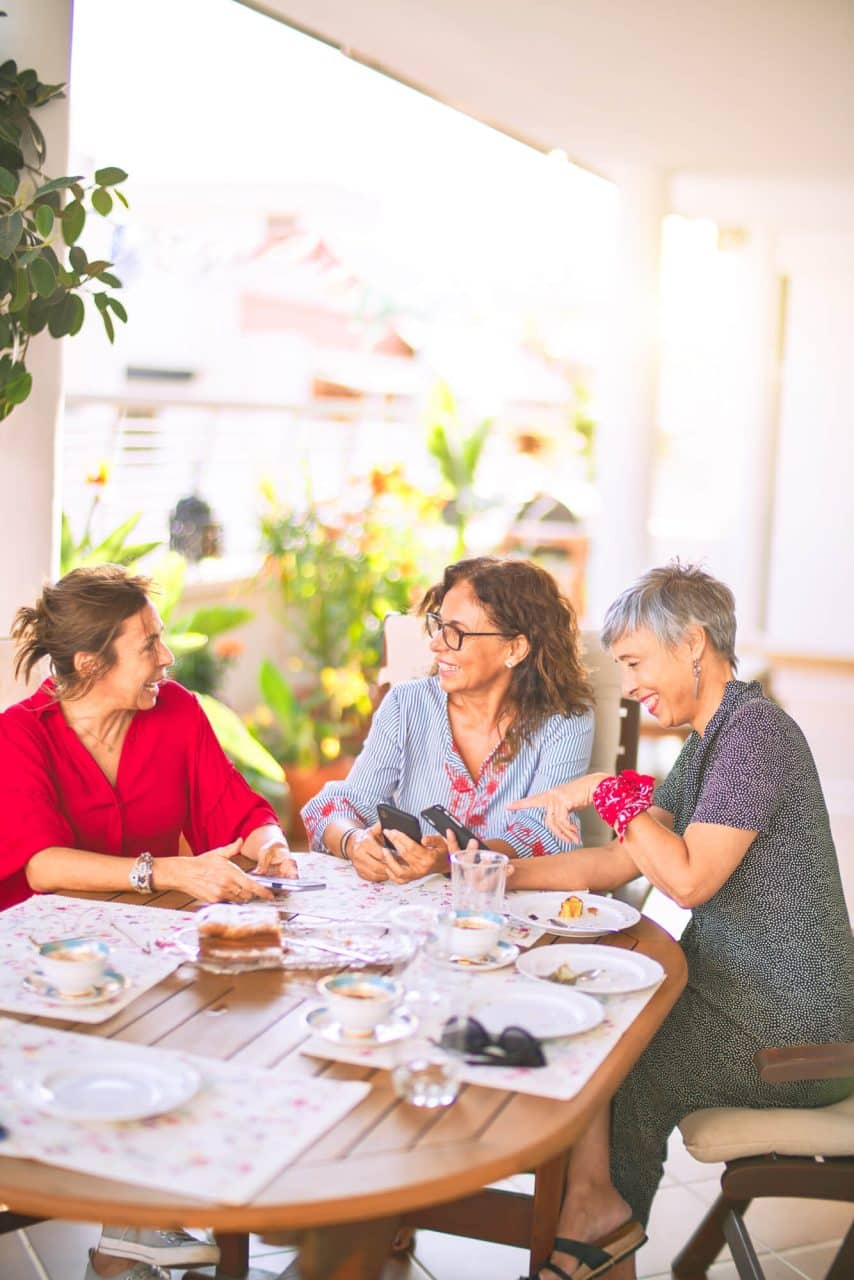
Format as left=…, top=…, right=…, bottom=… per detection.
left=0, top=878, right=687, bottom=1280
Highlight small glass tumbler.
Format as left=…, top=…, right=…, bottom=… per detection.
left=392, top=986, right=461, bottom=1109
left=450, top=849, right=509, bottom=916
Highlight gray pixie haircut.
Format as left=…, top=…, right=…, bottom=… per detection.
left=601, top=561, right=738, bottom=670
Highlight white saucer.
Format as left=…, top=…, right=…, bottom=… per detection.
left=304, top=1004, right=418, bottom=1046
left=18, top=1059, right=201, bottom=1122
left=427, top=938, right=519, bottom=972
left=22, top=968, right=130, bottom=1006
left=505, top=891, right=640, bottom=936
left=516, top=943, right=665, bottom=995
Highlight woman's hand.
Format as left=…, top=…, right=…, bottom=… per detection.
left=347, top=824, right=393, bottom=883
left=380, top=830, right=450, bottom=884
left=506, top=772, right=610, bottom=842
left=242, top=825, right=298, bottom=877
left=163, top=839, right=274, bottom=902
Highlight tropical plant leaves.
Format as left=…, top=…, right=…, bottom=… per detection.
left=197, top=694, right=285, bottom=783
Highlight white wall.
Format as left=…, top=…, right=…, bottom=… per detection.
left=765, top=233, right=854, bottom=656
left=0, top=1, right=72, bottom=697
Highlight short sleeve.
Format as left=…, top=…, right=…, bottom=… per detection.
left=300, top=688, right=404, bottom=848
left=184, top=695, right=279, bottom=852
left=0, top=711, right=77, bottom=884
left=690, top=702, right=786, bottom=833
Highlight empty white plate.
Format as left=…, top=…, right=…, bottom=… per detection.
left=20, top=1060, right=201, bottom=1122
left=505, top=891, right=640, bottom=936
left=516, top=943, right=664, bottom=995
left=474, top=988, right=603, bottom=1040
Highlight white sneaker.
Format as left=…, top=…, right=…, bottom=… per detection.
left=96, top=1227, right=220, bottom=1267
left=83, top=1252, right=170, bottom=1280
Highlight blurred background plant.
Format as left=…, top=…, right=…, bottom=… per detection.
left=254, top=464, right=442, bottom=770
left=424, top=380, right=493, bottom=559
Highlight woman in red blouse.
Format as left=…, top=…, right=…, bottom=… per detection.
left=0, top=564, right=296, bottom=912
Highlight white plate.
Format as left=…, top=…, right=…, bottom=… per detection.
left=174, top=920, right=410, bottom=974
left=504, top=891, right=640, bottom=936
left=303, top=1005, right=418, bottom=1046
left=19, top=1060, right=201, bottom=1122
left=516, top=944, right=664, bottom=995
left=425, top=938, right=519, bottom=972
left=475, top=989, right=603, bottom=1040
left=22, top=969, right=130, bottom=1006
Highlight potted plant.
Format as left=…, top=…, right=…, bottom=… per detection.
left=254, top=467, right=443, bottom=839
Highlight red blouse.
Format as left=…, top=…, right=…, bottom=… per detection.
left=0, top=680, right=278, bottom=911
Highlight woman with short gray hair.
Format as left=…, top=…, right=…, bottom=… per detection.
left=507, top=562, right=852, bottom=1280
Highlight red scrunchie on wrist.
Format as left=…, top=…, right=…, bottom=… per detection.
left=592, top=769, right=656, bottom=842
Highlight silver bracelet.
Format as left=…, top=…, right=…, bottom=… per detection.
left=129, top=850, right=154, bottom=894
left=339, top=828, right=362, bottom=862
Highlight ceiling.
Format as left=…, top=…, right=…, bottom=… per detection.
left=242, top=0, right=854, bottom=183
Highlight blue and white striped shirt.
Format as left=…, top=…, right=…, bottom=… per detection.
left=301, top=676, right=593, bottom=857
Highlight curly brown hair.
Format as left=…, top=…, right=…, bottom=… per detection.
left=419, top=556, right=592, bottom=760
left=11, top=564, right=152, bottom=701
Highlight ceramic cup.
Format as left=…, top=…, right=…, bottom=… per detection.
left=317, top=972, right=402, bottom=1036
left=438, top=908, right=503, bottom=959
left=37, top=937, right=110, bottom=995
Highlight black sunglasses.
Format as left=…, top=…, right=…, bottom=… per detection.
left=440, top=1015, right=546, bottom=1068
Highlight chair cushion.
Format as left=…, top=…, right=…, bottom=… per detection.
left=679, top=1092, right=854, bottom=1161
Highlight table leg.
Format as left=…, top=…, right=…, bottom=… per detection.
left=297, top=1216, right=401, bottom=1280
left=530, top=1151, right=569, bottom=1273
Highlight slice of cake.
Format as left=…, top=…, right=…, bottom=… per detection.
left=195, top=904, right=282, bottom=968
left=557, top=894, right=585, bottom=920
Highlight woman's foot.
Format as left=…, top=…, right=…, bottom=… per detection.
left=537, top=1188, right=635, bottom=1279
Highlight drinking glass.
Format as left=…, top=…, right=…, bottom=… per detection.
left=392, top=983, right=461, bottom=1109
left=450, top=849, right=508, bottom=916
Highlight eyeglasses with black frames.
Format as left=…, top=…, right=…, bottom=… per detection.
left=425, top=611, right=511, bottom=653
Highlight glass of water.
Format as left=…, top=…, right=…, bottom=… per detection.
left=392, top=979, right=462, bottom=1109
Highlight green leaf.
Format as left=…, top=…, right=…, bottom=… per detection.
left=61, top=199, right=85, bottom=245
left=34, top=204, right=54, bottom=238
left=114, top=189, right=129, bottom=210
left=60, top=512, right=76, bottom=574
left=100, top=308, right=115, bottom=343
left=69, top=245, right=87, bottom=273
left=113, top=540, right=162, bottom=567
left=0, top=210, right=23, bottom=258
left=91, top=187, right=112, bottom=217
left=460, top=417, right=493, bottom=482
left=0, top=166, right=16, bottom=196
left=3, top=365, right=32, bottom=406
left=85, top=260, right=112, bottom=277
left=10, top=266, right=28, bottom=311
left=198, top=694, right=285, bottom=783
left=34, top=174, right=83, bottom=198
left=105, top=295, right=127, bottom=323
left=99, top=271, right=121, bottom=288
left=84, top=513, right=142, bottom=563
left=29, top=256, right=55, bottom=298
left=94, top=166, right=128, bottom=187
left=149, top=551, right=187, bottom=621
left=47, top=299, right=71, bottom=337
left=175, top=605, right=253, bottom=639
left=66, top=292, right=84, bottom=336
left=167, top=631, right=208, bottom=656
left=0, top=314, right=11, bottom=348
left=259, top=658, right=299, bottom=733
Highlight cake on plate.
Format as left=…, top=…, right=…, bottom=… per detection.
left=195, top=904, right=283, bottom=968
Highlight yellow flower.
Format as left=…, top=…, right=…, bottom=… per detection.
left=320, top=736, right=341, bottom=761
left=86, top=462, right=110, bottom=486
left=320, top=665, right=371, bottom=715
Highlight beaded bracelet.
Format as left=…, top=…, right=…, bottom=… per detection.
left=129, top=850, right=154, bottom=893
left=592, top=770, right=656, bottom=842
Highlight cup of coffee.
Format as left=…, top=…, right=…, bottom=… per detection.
left=450, top=849, right=509, bottom=917
left=438, top=908, right=503, bottom=960
left=37, top=937, right=110, bottom=995
left=317, top=972, right=402, bottom=1036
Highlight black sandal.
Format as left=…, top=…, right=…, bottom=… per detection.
left=519, top=1219, right=647, bottom=1280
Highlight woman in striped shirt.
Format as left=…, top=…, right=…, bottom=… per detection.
left=301, top=556, right=594, bottom=882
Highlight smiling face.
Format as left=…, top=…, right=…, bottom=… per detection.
left=611, top=625, right=701, bottom=729
left=428, top=580, right=525, bottom=697
left=81, top=601, right=174, bottom=712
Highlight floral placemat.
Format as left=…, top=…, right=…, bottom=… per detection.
left=0, top=1017, right=370, bottom=1204
left=300, top=966, right=663, bottom=1101
left=289, top=850, right=545, bottom=947
left=0, top=895, right=193, bottom=1023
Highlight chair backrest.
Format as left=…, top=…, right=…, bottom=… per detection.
left=377, top=615, right=638, bottom=846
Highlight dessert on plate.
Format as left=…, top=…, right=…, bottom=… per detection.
left=195, top=904, right=282, bottom=967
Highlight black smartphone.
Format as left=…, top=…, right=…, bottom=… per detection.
left=420, top=804, right=481, bottom=848
left=376, top=803, right=423, bottom=857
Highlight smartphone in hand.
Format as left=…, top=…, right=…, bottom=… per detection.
left=376, top=803, right=423, bottom=861
left=420, top=804, right=481, bottom=848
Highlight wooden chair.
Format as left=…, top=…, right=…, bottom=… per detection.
left=672, top=1042, right=854, bottom=1280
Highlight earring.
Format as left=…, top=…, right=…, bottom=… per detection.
left=505, top=660, right=515, bottom=669
left=692, top=657, right=701, bottom=699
